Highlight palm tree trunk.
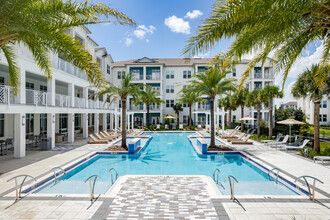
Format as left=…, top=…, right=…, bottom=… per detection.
left=121, top=97, right=128, bottom=150
left=257, top=104, right=261, bottom=138
left=210, top=97, right=215, bottom=148
left=268, top=98, right=273, bottom=139
left=228, top=109, right=232, bottom=128
left=224, top=113, right=227, bottom=127
left=314, top=101, right=320, bottom=153
left=189, top=104, right=192, bottom=129
left=146, top=105, right=150, bottom=129
left=241, top=105, right=244, bottom=132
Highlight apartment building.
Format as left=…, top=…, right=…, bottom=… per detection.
left=297, top=96, right=329, bottom=126
left=280, top=101, right=298, bottom=110
left=0, top=26, right=119, bottom=158
left=111, top=57, right=275, bottom=128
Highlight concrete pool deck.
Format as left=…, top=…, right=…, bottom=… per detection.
left=0, top=135, right=329, bottom=219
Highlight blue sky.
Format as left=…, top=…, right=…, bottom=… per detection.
left=88, top=0, right=323, bottom=105
left=89, top=0, right=230, bottom=61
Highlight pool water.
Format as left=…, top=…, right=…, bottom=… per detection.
left=34, top=132, right=299, bottom=195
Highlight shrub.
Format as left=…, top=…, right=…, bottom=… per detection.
left=308, top=149, right=317, bottom=159
left=299, top=149, right=305, bottom=157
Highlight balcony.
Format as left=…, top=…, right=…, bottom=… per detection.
left=131, top=74, right=143, bottom=81
left=129, top=105, right=144, bottom=111
left=88, top=99, right=97, bottom=109
left=195, top=104, right=210, bottom=111
left=146, top=73, right=161, bottom=81
left=0, top=86, right=20, bottom=104
left=55, top=94, right=72, bottom=107
left=74, top=97, right=86, bottom=108
left=149, top=105, right=160, bottom=111
left=254, top=72, right=262, bottom=79
left=58, top=58, right=87, bottom=80
left=26, top=89, right=52, bottom=106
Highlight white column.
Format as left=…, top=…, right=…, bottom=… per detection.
left=127, top=114, right=130, bottom=131
left=102, top=113, right=107, bottom=131
left=82, top=113, right=88, bottom=138
left=110, top=113, right=114, bottom=130
left=132, top=113, right=135, bottom=129
left=143, top=113, right=146, bottom=126
left=143, top=66, right=146, bottom=80
left=83, top=88, right=88, bottom=108
left=115, top=113, right=118, bottom=133
left=19, top=68, right=26, bottom=104
left=68, top=113, right=74, bottom=143
left=47, top=77, right=55, bottom=106
left=68, top=83, right=75, bottom=107
left=47, top=113, right=55, bottom=149
left=14, top=113, right=26, bottom=158
left=222, top=107, right=225, bottom=134
left=94, top=113, right=99, bottom=134
left=34, top=114, right=40, bottom=135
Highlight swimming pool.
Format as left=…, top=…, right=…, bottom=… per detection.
left=33, top=132, right=301, bottom=195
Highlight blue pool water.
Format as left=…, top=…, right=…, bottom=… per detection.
left=34, top=132, right=299, bottom=195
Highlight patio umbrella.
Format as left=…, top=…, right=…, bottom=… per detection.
left=277, top=119, right=305, bottom=142
left=239, top=117, right=256, bottom=121
left=164, top=115, right=176, bottom=119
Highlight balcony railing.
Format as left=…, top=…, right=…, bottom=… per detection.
left=26, top=89, right=51, bottom=106
left=88, top=99, right=97, bottom=109
left=254, top=72, right=262, bottom=79
left=195, top=104, right=210, bottom=111
left=0, top=85, right=20, bottom=104
left=131, top=74, right=143, bottom=81
left=149, top=105, right=160, bottom=110
left=129, top=105, right=144, bottom=111
left=146, top=74, right=160, bottom=80
left=264, top=72, right=273, bottom=79
left=58, top=58, right=87, bottom=80
left=55, top=94, right=71, bottom=107
left=74, top=97, right=85, bottom=108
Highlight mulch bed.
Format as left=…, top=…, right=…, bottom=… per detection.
left=207, top=145, right=233, bottom=151
left=104, top=145, right=128, bottom=152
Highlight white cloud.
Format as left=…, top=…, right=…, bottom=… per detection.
left=133, top=25, right=156, bottom=39
left=146, top=39, right=149, bottom=43
left=194, top=52, right=210, bottom=58
left=125, top=38, right=133, bottom=46
left=185, top=10, right=203, bottom=19
left=164, top=15, right=190, bottom=34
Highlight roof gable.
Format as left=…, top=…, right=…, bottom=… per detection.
left=133, top=57, right=156, bottom=63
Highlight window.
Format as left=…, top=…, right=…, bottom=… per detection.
left=166, top=100, right=174, bottom=108
left=183, top=115, right=188, bottom=123
left=75, top=114, right=81, bottom=130
left=182, top=103, right=187, bottom=108
left=166, top=85, right=174, bottom=93
left=117, top=71, right=125, bottom=79
left=254, top=67, right=262, bottom=78
left=233, top=115, right=236, bottom=121
left=40, top=114, right=47, bottom=134
left=183, top=70, right=191, bottom=79
left=264, top=67, right=273, bottom=78
left=323, top=114, right=327, bottom=122
left=96, top=58, right=102, bottom=68
left=26, top=114, right=34, bottom=135
left=254, top=82, right=262, bottom=90
left=119, top=100, right=122, bottom=108
left=166, top=70, right=174, bottom=79
left=26, top=82, right=34, bottom=90
left=183, top=85, right=187, bottom=89
left=107, top=65, right=110, bottom=74
left=264, top=81, right=272, bottom=86
left=232, top=68, right=236, bottom=77
left=0, top=77, right=4, bottom=85
left=0, top=114, right=4, bottom=137
left=322, top=100, right=327, bottom=108
left=40, top=85, right=47, bottom=92
left=59, top=114, right=68, bottom=133
left=245, top=83, right=249, bottom=89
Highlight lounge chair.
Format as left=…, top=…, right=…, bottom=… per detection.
left=104, top=131, right=120, bottom=138
left=278, top=139, right=310, bottom=151
left=179, top=124, right=184, bottom=129
left=230, top=135, right=253, bottom=145
left=95, top=133, right=115, bottom=141
left=314, top=156, right=330, bottom=165
left=267, top=135, right=289, bottom=147
left=247, top=128, right=256, bottom=135
left=156, top=124, right=160, bottom=130
left=197, top=124, right=202, bottom=130
left=88, top=134, right=108, bottom=144
left=165, top=124, right=169, bottom=129
left=225, top=133, right=245, bottom=140
left=100, top=131, right=119, bottom=140
left=262, top=133, right=282, bottom=144
left=221, top=128, right=239, bottom=138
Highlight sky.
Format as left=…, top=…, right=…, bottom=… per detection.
left=88, top=0, right=324, bottom=106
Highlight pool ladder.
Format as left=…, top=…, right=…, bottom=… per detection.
left=7, top=175, right=37, bottom=200
left=85, top=175, right=103, bottom=201
left=109, top=168, right=119, bottom=185
left=50, top=167, right=66, bottom=183
left=267, top=168, right=280, bottom=184
left=295, top=175, right=324, bottom=201
left=213, top=169, right=238, bottom=200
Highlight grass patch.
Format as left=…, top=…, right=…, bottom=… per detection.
left=310, top=127, right=330, bottom=137
left=320, top=142, right=330, bottom=156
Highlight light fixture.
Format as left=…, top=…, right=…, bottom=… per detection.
left=52, top=114, right=55, bottom=123
left=22, top=115, right=25, bottom=126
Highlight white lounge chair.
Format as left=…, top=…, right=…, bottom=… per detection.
left=197, top=124, right=202, bottom=130
left=278, top=139, right=310, bottom=151
left=179, top=124, right=183, bottom=129
left=267, top=135, right=289, bottom=147
left=262, top=134, right=282, bottom=144
left=165, top=124, right=169, bottom=129
left=314, top=156, right=330, bottom=165
left=156, top=124, right=160, bottom=130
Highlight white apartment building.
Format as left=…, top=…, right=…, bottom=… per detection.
left=111, top=57, right=275, bottom=128
left=297, top=95, right=329, bottom=126
left=0, top=26, right=120, bottom=158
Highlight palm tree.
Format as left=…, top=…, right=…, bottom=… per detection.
left=292, top=64, right=330, bottom=153
left=218, top=95, right=237, bottom=128
left=262, top=85, right=283, bottom=139
left=247, top=89, right=265, bottom=138
left=98, top=74, right=140, bottom=150
left=173, top=103, right=183, bottom=129
left=191, top=65, right=236, bottom=148
left=234, top=88, right=249, bottom=132
left=133, top=85, right=164, bottom=129
left=183, top=0, right=330, bottom=89
left=178, top=86, right=204, bottom=129
left=0, top=0, right=135, bottom=93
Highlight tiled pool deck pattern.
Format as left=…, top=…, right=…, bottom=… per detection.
left=94, top=176, right=220, bottom=219
left=0, top=133, right=329, bottom=219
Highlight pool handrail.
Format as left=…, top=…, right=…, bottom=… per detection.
left=109, top=168, right=119, bottom=185
left=267, top=168, right=280, bottom=184
left=224, top=175, right=239, bottom=201
left=84, top=175, right=103, bottom=201
left=50, top=167, right=66, bottom=183
left=294, top=175, right=324, bottom=201
left=7, top=175, right=37, bottom=200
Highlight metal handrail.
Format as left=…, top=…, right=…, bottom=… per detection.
left=109, top=168, right=119, bottom=185
left=213, top=169, right=220, bottom=184
left=84, top=175, right=103, bottom=201
left=224, top=175, right=239, bottom=201
left=268, top=168, right=280, bottom=184
left=7, top=175, right=37, bottom=200
left=50, top=167, right=66, bottom=183
left=295, top=175, right=324, bottom=201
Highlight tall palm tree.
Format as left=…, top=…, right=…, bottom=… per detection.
left=173, top=103, right=183, bottom=129
left=0, top=0, right=135, bottom=93
left=262, top=85, right=283, bottom=139
left=98, top=74, right=140, bottom=150
left=218, top=95, right=237, bottom=128
left=292, top=64, right=330, bottom=153
left=133, top=85, right=164, bottom=129
left=247, top=89, right=265, bottom=138
left=183, top=0, right=330, bottom=90
left=234, top=88, right=249, bottom=132
left=190, top=65, right=236, bottom=148
left=178, top=86, right=204, bottom=129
